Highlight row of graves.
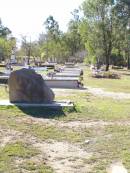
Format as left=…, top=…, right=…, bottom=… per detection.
left=0, top=62, right=84, bottom=108
left=46, top=62, right=83, bottom=89
left=0, top=62, right=84, bottom=89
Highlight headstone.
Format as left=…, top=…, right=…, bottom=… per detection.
left=8, top=68, right=55, bottom=103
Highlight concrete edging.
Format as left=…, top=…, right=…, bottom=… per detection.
left=0, top=100, right=74, bottom=108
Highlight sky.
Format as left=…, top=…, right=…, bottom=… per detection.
left=0, top=0, right=84, bottom=43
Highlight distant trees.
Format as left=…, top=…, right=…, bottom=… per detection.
left=17, top=12, right=85, bottom=64
left=80, top=0, right=116, bottom=71
left=67, top=9, right=84, bottom=56
left=115, top=0, right=130, bottom=69
left=79, top=0, right=130, bottom=70
left=44, top=15, right=60, bottom=41
left=40, top=15, right=73, bottom=63
left=0, top=19, right=15, bottom=62
left=38, top=14, right=84, bottom=63
left=0, top=19, right=11, bottom=38
left=2, top=1, right=130, bottom=68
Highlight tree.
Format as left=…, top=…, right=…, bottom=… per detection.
left=0, top=19, right=13, bottom=62
left=20, top=36, right=32, bottom=65
left=0, top=37, right=15, bottom=62
left=67, top=9, right=84, bottom=56
left=80, top=0, right=115, bottom=71
left=115, top=0, right=130, bottom=69
left=44, top=15, right=60, bottom=41
left=0, top=19, right=11, bottom=38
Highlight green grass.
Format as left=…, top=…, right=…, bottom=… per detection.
left=1, top=113, right=130, bottom=172
left=1, top=141, right=39, bottom=158
left=0, top=112, right=92, bottom=143
left=0, top=86, right=8, bottom=99
left=56, top=92, right=130, bottom=121
left=1, top=89, right=130, bottom=122
left=0, top=66, right=130, bottom=172
left=0, top=141, right=41, bottom=173
left=0, top=67, right=6, bottom=72
left=83, top=125, right=130, bottom=172
left=84, top=68, right=130, bottom=93
left=22, top=160, right=53, bottom=173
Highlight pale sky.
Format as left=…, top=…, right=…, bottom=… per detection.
left=0, top=0, right=84, bottom=42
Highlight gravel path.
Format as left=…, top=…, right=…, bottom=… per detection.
left=53, top=87, right=130, bottom=99
left=87, top=86, right=130, bottom=99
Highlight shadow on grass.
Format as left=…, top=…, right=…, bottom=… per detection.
left=17, top=106, right=76, bottom=119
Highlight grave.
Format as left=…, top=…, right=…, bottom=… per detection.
left=61, top=66, right=83, bottom=75
left=39, top=64, right=55, bottom=69
left=62, top=68, right=82, bottom=72
left=0, top=75, right=83, bottom=89
left=53, top=73, right=81, bottom=77
left=0, top=75, right=9, bottom=84
left=65, top=62, right=75, bottom=67
left=24, top=66, right=47, bottom=72
left=45, top=78, right=83, bottom=89
left=0, top=68, right=84, bottom=89
left=0, top=69, right=74, bottom=108
left=8, top=68, right=55, bottom=103
left=61, top=70, right=81, bottom=75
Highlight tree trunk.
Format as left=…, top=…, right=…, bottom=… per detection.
left=105, top=40, right=112, bottom=71
left=105, top=55, right=110, bottom=71
left=127, top=52, right=130, bottom=69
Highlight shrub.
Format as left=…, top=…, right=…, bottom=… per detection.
left=112, top=66, right=124, bottom=70
left=92, top=71, right=121, bottom=79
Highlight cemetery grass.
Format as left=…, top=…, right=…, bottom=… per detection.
left=1, top=69, right=130, bottom=172
left=0, top=104, right=130, bottom=172
left=0, top=140, right=53, bottom=173
left=0, top=93, right=130, bottom=172
left=84, top=68, right=130, bottom=93
left=0, top=85, right=8, bottom=99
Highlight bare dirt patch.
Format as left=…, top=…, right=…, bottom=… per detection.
left=0, top=126, right=93, bottom=173
left=34, top=141, right=92, bottom=173
left=16, top=116, right=130, bottom=130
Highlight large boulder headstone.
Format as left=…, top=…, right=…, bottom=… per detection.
left=8, top=68, right=55, bottom=103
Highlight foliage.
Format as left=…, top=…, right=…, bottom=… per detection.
left=0, top=19, right=11, bottom=38
left=0, top=19, right=15, bottom=62
left=92, top=71, right=121, bottom=79
left=67, top=9, right=84, bottom=56
left=44, top=15, right=60, bottom=41
left=0, top=37, right=16, bottom=62
left=17, top=13, right=85, bottom=63
left=80, top=0, right=116, bottom=71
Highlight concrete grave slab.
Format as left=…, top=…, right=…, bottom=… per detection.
left=0, top=75, right=82, bottom=88
left=54, top=73, right=80, bottom=77
left=0, top=100, right=74, bottom=108
left=45, top=79, right=82, bottom=88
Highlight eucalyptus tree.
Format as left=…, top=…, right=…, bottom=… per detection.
left=80, top=0, right=116, bottom=71
left=0, top=19, right=11, bottom=38
left=0, top=19, right=14, bottom=62
left=115, top=0, right=130, bottom=68
left=0, top=37, right=16, bottom=62
left=43, top=16, right=60, bottom=61
left=44, top=15, right=60, bottom=41
left=67, top=9, right=84, bottom=56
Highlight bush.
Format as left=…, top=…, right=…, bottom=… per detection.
left=112, top=66, right=124, bottom=70
left=92, top=71, right=121, bottom=79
